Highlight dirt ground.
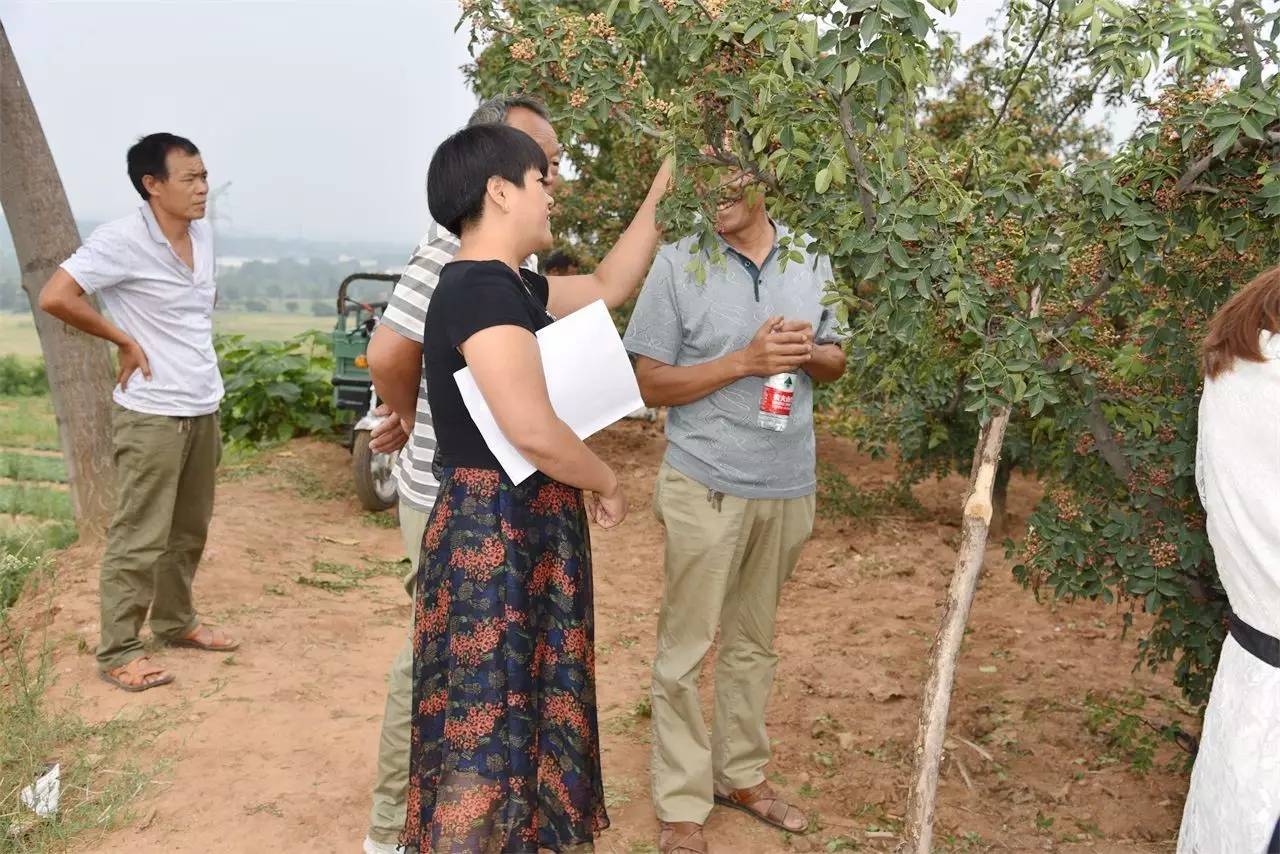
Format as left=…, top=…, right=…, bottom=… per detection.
left=19, top=421, right=1194, bottom=852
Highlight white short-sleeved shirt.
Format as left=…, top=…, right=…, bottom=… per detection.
left=60, top=203, right=223, bottom=417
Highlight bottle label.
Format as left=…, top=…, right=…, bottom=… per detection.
left=760, top=386, right=794, bottom=416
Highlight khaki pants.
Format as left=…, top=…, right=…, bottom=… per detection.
left=367, top=499, right=429, bottom=845
left=97, top=406, right=221, bottom=671
left=650, top=463, right=815, bottom=824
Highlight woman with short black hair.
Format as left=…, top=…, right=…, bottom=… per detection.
left=1178, top=264, right=1280, bottom=854
left=401, top=123, right=626, bottom=853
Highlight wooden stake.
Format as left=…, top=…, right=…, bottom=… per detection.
left=900, top=286, right=1039, bottom=852
left=900, top=408, right=1010, bottom=853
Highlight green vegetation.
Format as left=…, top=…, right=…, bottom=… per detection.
left=0, top=312, right=329, bottom=363
left=0, top=397, right=58, bottom=452
left=473, top=0, right=1280, bottom=710
left=0, top=356, right=47, bottom=397
left=0, top=452, right=66, bottom=484
left=0, top=389, right=75, bottom=615
left=215, top=331, right=341, bottom=445
left=0, top=601, right=161, bottom=847
left=816, top=462, right=923, bottom=522
left=295, top=558, right=406, bottom=593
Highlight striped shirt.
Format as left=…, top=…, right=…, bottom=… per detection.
left=380, top=220, right=537, bottom=513
left=380, top=220, right=459, bottom=513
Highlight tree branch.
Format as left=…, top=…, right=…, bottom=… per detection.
left=961, top=5, right=1056, bottom=187
left=1040, top=269, right=1117, bottom=343
left=1075, top=382, right=1132, bottom=483
left=1229, top=0, right=1263, bottom=68
left=615, top=109, right=665, bottom=141
left=837, top=94, right=879, bottom=229
left=1172, top=127, right=1275, bottom=193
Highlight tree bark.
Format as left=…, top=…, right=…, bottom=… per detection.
left=989, top=456, right=1014, bottom=539
left=0, top=18, right=116, bottom=534
left=901, top=280, right=1043, bottom=850
left=900, top=407, right=1011, bottom=854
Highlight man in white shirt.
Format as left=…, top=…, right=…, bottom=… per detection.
left=40, top=132, right=239, bottom=693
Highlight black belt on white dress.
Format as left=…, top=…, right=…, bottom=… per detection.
left=1227, top=610, right=1280, bottom=668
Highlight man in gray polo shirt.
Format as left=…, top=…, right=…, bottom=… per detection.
left=40, top=132, right=239, bottom=693
left=624, top=177, right=846, bottom=854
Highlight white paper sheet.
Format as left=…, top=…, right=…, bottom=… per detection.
left=454, top=299, right=644, bottom=485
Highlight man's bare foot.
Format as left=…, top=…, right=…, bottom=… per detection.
left=99, top=656, right=174, bottom=692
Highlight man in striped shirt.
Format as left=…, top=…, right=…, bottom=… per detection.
left=361, top=94, right=671, bottom=854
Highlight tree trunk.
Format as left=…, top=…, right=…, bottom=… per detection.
left=0, top=19, right=116, bottom=534
left=989, top=456, right=1014, bottom=539
left=900, top=408, right=1011, bottom=853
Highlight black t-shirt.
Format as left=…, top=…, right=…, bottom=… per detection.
left=422, top=260, right=554, bottom=470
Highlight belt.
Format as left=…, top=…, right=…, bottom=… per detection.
left=1228, top=610, right=1280, bottom=668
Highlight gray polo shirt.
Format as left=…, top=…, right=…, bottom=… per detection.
left=623, top=224, right=840, bottom=499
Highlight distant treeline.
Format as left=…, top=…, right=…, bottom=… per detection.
left=0, top=256, right=410, bottom=316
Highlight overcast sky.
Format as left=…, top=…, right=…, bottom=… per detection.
left=5, top=0, right=1117, bottom=248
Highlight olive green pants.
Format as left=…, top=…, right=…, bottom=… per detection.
left=97, top=406, right=221, bottom=672
left=367, top=499, right=429, bottom=845
left=649, top=463, right=815, bottom=824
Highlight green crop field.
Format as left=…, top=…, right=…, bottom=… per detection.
left=0, top=311, right=328, bottom=359
left=0, top=392, right=75, bottom=612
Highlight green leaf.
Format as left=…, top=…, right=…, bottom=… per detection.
left=1066, top=0, right=1094, bottom=25
left=1212, top=126, right=1240, bottom=157
left=860, top=12, right=882, bottom=44
left=816, top=53, right=841, bottom=80
left=1240, top=114, right=1265, bottom=141
left=894, top=220, right=919, bottom=241
left=888, top=240, right=909, bottom=268
left=606, top=0, right=621, bottom=18
left=829, top=154, right=847, bottom=186
left=881, top=0, right=909, bottom=18
left=815, top=167, right=833, bottom=194
left=859, top=63, right=887, bottom=85
left=744, top=21, right=768, bottom=44
left=844, top=60, right=861, bottom=91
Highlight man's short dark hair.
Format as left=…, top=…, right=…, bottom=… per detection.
left=427, top=124, right=548, bottom=237
left=127, top=133, right=200, bottom=201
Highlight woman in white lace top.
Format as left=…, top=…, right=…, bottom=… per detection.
left=1178, top=264, right=1280, bottom=854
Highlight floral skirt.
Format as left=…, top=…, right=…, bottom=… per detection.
left=402, top=466, right=608, bottom=853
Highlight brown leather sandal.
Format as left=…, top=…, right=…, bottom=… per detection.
left=99, top=656, right=174, bottom=693
left=714, top=780, right=809, bottom=833
left=659, top=821, right=708, bottom=854
left=167, top=623, right=239, bottom=652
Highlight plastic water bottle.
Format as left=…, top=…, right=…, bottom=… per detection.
left=758, top=372, right=796, bottom=431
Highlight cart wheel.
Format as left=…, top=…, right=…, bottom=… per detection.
left=353, top=430, right=397, bottom=512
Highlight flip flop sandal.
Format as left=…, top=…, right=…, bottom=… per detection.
left=714, top=784, right=808, bottom=834
left=99, top=657, right=174, bottom=693
left=168, top=626, right=240, bottom=652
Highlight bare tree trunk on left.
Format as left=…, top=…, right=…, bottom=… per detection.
left=0, top=18, right=116, bottom=534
